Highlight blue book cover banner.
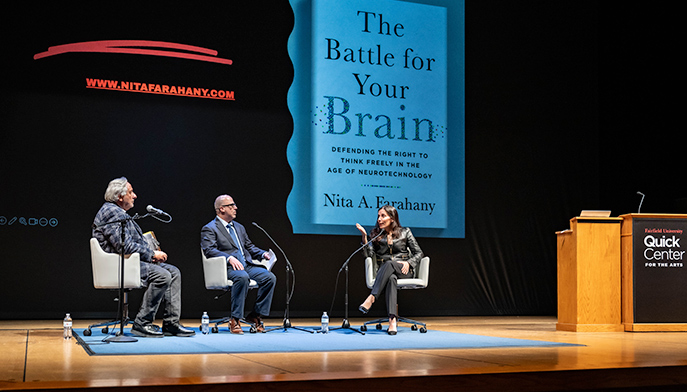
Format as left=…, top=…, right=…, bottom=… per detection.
left=288, top=0, right=464, bottom=238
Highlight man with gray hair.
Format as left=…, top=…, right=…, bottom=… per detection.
left=92, top=177, right=194, bottom=338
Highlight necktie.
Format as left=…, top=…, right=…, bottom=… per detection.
left=227, top=223, right=246, bottom=265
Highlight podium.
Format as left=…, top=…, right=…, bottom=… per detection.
left=620, top=214, right=687, bottom=331
left=556, top=217, right=623, bottom=332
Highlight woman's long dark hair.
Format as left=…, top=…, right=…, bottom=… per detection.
left=370, top=205, right=402, bottom=242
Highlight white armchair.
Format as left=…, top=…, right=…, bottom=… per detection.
left=84, top=238, right=142, bottom=336
left=201, top=249, right=273, bottom=333
left=360, top=256, right=430, bottom=333
left=91, top=238, right=141, bottom=289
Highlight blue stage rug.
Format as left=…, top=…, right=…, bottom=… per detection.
left=74, top=326, right=580, bottom=356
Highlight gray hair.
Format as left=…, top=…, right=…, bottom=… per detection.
left=104, top=177, right=129, bottom=202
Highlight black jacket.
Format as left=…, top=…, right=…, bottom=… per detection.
left=364, top=226, right=423, bottom=273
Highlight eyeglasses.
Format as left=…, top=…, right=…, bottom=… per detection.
left=220, top=203, right=237, bottom=208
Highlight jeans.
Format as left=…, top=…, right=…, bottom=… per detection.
left=134, top=262, right=182, bottom=326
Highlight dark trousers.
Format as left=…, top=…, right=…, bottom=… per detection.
left=370, top=260, right=413, bottom=317
left=135, top=262, right=182, bottom=326
left=227, top=264, right=277, bottom=319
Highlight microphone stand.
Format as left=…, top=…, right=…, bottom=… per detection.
left=252, top=223, right=313, bottom=333
left=330, top=230, right=384, bottom=335
left=94, top=212, right=156, bottom=343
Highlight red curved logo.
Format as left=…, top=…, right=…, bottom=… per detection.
left=34, top=40, right=232, bottom=65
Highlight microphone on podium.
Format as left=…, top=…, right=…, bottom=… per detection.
left=637, top=191, right=645, bottom=214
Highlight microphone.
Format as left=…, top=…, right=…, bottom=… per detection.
left=338, top=229, right=384, bottom=273
left=637, top=191, right=645, bottom=214
left=253, top=222, right=315, bottom=333
left=327, top=228, right=386, bottom=319
left=252, top=222, right=289, bottom=267
left=252, top=222, right=285, bottom=258
left=252, top=222, right=295, bottom=301
left=146, top=205, right=172, bottom=223
left=146, top=205, right=168, bottom=215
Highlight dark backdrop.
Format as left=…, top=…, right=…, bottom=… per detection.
left=1, top=2, right=677, bottom=321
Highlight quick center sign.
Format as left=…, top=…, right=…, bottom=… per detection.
left=632, top=219, right=687, bottom=323
left=642, top=233, right=685, bottom=264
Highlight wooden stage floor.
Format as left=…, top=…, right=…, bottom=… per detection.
left=1, top=316, right=686, bottom=392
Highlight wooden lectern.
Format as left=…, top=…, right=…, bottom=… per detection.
left=556, top=217, right=623, bottom=332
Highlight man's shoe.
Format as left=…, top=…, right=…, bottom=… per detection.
left=132, top=323, right=164, bottom=338
left=229, top=318, right=244, bottom=334
left=162, top=323, right=196, bottom=337
left=245, top=314, right=265, bottom=333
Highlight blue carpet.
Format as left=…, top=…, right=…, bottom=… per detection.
left=74, top=326, right=579, bottom=356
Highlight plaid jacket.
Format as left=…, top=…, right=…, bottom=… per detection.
left=92, top=202, right=154, bottom=262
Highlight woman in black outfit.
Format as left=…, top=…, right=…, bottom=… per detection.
left=356, top=205, right=423, bottom=335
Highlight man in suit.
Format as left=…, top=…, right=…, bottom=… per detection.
left=93, top=177, right=195, bottom=338
left=200, top=194, right=276, bottom=334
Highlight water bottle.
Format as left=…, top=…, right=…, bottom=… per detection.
left=320, top=311, right=329, bottom=334
left=63, top=313, right=72, bottom=340
left=201, top=312, right=210, bottom=335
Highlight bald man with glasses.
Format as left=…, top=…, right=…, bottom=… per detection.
left=200, top=195, right=276, bottom=334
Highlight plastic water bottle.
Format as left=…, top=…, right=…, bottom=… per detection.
left=321, top=311, right=329, bottom=334
left=63, top=313, right=72, bottom=340
left=201, top=312, right=210, bottom=335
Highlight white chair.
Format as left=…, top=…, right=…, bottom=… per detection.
left=84, top=238, right=142, bottom=336
left=201, top=249, right=273, bottom=333
left=360, top=256, right=430, bottom=333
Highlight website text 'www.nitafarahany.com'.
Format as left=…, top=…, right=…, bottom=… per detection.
left=85, top=78, right=235, bottom=100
